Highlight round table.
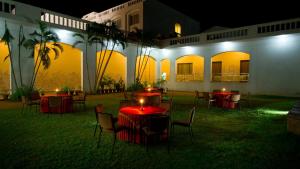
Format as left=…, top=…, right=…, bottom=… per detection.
left=118, top=106, right=166, bottom=143
left=211, top=92, right=236, bottom=109
left=40, top=94, right=73, bottom=113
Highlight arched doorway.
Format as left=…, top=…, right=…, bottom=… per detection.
left=160, top=59, right=170, bottom=81
left=96, top=50, right=127, bottom=85
left=136, top=55, right=156, bottom=84
left=211, top=52, right=250, bottom=82
left=0, top=42, right=10, bottom=92
left=176, top=55, right=204, bottom=81
left=34, top=43, right=82, bottom=91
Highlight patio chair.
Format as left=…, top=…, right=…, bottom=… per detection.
left=203, top=92, right=216, bottom=109
left=73, top=91, right=86, bottom=111
left=194, top=90, right=205, bottom=106
left=21, top=96, right=40, bottom=114
left=160, top=97, right=173, bottom=117
left=171, top=107, right=195, bottom=142
left=240, top=92, right=251, bottom=107
left=142, top=115, right=170, bottom=152
left=94, top=104, right=104, bottom=136
left=96, top=112, right=132, bottom=155
left=48, top=96, right=62, bottom=114
left=230, top=94, right=241, bottom=110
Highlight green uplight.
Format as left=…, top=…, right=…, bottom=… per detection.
left=259, top=109, right=289, bottom=115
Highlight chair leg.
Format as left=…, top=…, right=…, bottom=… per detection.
left=97, top=129, right=103, bottom=148
left=112, top=134, right=116, bottom=155
left=93, top=124, right=98, bottom=136
left=189, top=126, right=194, bottom=143
left=21, top=104, right=25, bottom=114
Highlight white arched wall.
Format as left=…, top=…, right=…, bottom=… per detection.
left=96, top=50, right=127, bottom=86
left=34, top=42, right=83, bottom=91
left=175, top=55, right=204, bottom=82
left=135, top=55, right=156, bottom=84
left=0, top=42, right=10, bottom=92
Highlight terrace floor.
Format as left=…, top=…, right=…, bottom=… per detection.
left=0, top=92, right=300, bottom=169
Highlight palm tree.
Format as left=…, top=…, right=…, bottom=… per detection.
left=24, top=21, right=63, bottom=90
left=90, top=21, right=127, bottom=92
left=129, top=28, right=155, bottom=83
left=18, top=25, right=26, bottom=86
left=1, top=21, right=19, bottom=90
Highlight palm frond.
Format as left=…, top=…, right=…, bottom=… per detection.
left=73, top=33, right=85, bottom=40
left=72, top=40, right=84, bottom=48
left=52, top=43, right=64, bottom=53
left=1, top=21, right=15, bottom=43
left=4, top=55, right=10, bottom=62
left=51, top=47, right=61, bottom=60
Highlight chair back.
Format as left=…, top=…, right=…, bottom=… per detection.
left=161, top=97, right=173, bottom=115
left=145, top=115, right=169, bottom=133
left=188, top=107, right=196, bottom=125
left=97, top=113, right=115, bottom=132
left=119, top=100, right=132, bottom=108
left=124, top=91, right=128, bottom=100
left=230, top=90, right=240, bottom=94
left=31, top=91, right=41, bottom=101
left=48, top=96, right=62, bottom=108
left=95, top=104, right=104, bottom=113
left=21, top=96, right=29, bottom=104
left=195, top=90, right=199, bottom=97
left=231, top=94, right=240, bottom=102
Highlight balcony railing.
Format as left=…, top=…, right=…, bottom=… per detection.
left=212, top=73, right=249, bottom=82
left=176, top=73, right=203, bottom=82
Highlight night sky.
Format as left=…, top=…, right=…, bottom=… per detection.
left=13, top=0, right=300, bottom=31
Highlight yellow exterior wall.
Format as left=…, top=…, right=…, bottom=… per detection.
left=136, top=56, right=156, bottom=83
left=160, top=59, right=170, bottom=80
left=0, top=42, right=10, bottom=91
left=211, top=52, right=250, bottom=75
left=35, top=43, right=82, bottom=91
left=96, top=50, right=126, bottom=82
left=176, top=55, right=204, bottom=81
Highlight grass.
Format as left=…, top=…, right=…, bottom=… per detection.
left=0, top=92, right=300, bottom=169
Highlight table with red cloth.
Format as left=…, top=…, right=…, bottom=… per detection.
left=211, top=92, right=237, bottom=109
left=118, top=106, right=167, bottom=144
left=40, top=94, right=73, bottom=113
left=133, top=92, right=161, bottom=106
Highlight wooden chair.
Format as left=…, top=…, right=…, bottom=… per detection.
left=94, top=104, right=104, bottom=136
left=203, top=92, right=216, bottom=109
left=142, top=115, right=170, bottom=152
left=171, top=107, right=195, bottom=142
left=230, top=94, right=241, bottom=110
left=73, top=92, right=86, bottom=111
left=96, top=112, right=132, bottom=155
left=194, top=90, right=205, bottom=106
left=160, top=97, right=173, bottom=117
left=21, top=96, right=39, bottom=114
left=240, top=92, right=251, bottom=107
left=48, top=96, right=62, bottom=114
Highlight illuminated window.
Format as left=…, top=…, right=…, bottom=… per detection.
left=129, top=13, right=139, bottom=26
left=114, top=19, right=122, bottom=28
left=177, top=63, right=192, bottom=75
left=175, top=23, right=181, bottom=37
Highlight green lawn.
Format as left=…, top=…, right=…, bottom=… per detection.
left=0, top=92, right=300, bottom=169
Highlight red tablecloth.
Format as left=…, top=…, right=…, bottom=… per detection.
left=40, top=94, right=73, bottom=113
left=211, top=92, right=236, bottom=109
left=118, top=106, right=166, bottom=143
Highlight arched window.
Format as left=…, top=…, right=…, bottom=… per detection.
left=175, top=23, right=181, bottom=37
